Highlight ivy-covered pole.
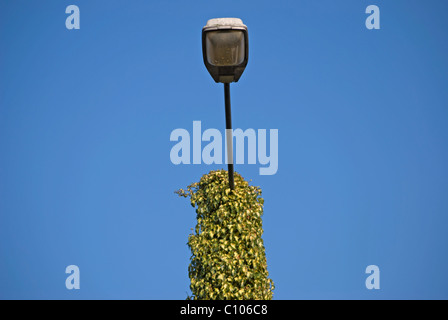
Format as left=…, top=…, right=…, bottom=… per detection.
left=176, top=170, right=274, bottom=300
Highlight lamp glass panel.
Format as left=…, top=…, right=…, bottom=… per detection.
left=205, top=30, right=245, bottom=66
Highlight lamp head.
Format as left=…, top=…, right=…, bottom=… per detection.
left=202, top=18, right=249, bottom=83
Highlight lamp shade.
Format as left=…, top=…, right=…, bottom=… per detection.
left=202, top=18, right=249, bottom=83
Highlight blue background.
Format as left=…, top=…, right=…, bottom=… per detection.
left=1, top=0, right=447, bottom=299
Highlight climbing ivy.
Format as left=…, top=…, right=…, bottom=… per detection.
left=176, top=170, right=274, bottom=300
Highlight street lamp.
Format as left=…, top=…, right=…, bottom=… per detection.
left=202, top=18, right=249, bottom=190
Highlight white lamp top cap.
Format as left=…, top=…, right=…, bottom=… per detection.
left=205, top=18, right=246, bottom=28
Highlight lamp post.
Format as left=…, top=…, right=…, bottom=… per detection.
left=202, top=18, right=249, bottom=190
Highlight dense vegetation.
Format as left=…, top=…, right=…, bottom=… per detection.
left=177, top=170, right=274, bottom=300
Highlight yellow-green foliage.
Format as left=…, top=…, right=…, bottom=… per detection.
left=176, top=170, right=274, bottom=300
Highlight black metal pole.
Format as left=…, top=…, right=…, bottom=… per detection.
left=224, top=83, right=235, bottom=190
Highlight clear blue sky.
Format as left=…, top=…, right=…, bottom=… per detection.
left=1, top=0, right=448, bottom=299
